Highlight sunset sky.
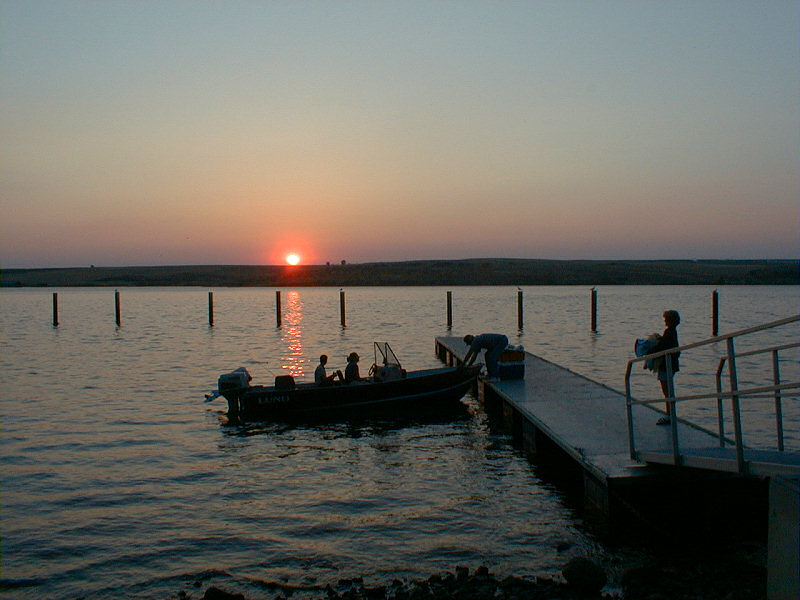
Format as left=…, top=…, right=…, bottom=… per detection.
left=1, top=1, right=797, bottom=268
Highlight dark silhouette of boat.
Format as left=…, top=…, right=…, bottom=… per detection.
left=212, top=342, right=481, bottom=422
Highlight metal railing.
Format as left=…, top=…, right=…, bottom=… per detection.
left=624, top=315, right=800, bottom=474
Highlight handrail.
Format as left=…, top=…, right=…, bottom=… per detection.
left=624, top=314, right=800, bottom=475
left=628, top=382, right=800, bottom=406
left=716, top=341, right=799, bottom=363
left=715, top=342, right=799, bottom=452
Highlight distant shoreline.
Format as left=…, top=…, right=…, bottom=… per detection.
left=2, top=259, right=797, bottom=287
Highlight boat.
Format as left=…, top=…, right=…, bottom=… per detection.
left=211, top=342, right=481, bottom=422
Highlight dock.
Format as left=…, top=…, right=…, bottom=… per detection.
left=435, top=336, right=788, bottom=524
left=436, top=335, right=800, bottom=600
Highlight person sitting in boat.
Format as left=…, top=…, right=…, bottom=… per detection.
left=344, top=352, right=368, bottom=383
left=314, top=354, right=343, bottom=386
left=463, top=333, right=508, bottom=382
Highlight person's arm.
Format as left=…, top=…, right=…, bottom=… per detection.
left=464, top=347, right=476, bottom=365
left=652, top=328, right=677, bottom=353
left=651, top=331, right=667, bottom=353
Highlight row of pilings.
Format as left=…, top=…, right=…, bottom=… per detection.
left=47, top=289, right=722, bottom=334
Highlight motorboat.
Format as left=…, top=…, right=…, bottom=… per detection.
left=211, top=342, right=481, bottom=422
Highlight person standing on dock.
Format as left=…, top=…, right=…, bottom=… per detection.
left=463, top=333, right=508, bottom=382
left=652, top=310, right=681, bottom=425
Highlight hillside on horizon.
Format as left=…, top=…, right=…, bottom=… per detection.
left=3, top=259, right=797, bottom=287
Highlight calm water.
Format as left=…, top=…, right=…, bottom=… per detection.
left=1, top=285, right=797, bottom=599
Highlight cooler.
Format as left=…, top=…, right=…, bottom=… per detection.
left=498, top=346, right=525, bottom=380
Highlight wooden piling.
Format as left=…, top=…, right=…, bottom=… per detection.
left=52, top=292, right=59, bottom=327
left=115, top=290, right=121, bottom=326
left=208, top=291, right=214, bottom=327
left=446, top=291, right=453, bottom=328
left=340, top=290, right=346, bottom=327
left=590, top=287, right=597, bottom=332
left=276, top=291, right=282, bottom=327
left=517, top=288, right=524, bottom=330
left=712, top=289, right=719, bottom=336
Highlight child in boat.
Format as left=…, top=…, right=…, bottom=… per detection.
left=344, top=352, right=368, bottom=383
left=314, top=354, right=343, bottom=385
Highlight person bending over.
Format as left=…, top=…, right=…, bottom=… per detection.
left=463, top=333, right=508, bottom=381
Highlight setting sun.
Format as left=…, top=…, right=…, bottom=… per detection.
left=286, top=253, right=300, bottom=266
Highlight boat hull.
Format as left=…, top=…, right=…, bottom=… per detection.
left=224, top=365, right=479, bottom=422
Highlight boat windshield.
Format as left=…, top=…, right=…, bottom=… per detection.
left=374, top=342, right=401, bottom=368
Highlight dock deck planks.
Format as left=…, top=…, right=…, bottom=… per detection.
left=435, top=336, right=744, bottom=484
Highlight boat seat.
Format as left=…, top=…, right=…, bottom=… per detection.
left=274, top=375, right=296, bottom=391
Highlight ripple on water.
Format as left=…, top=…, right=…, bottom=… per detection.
left=1, top=286, right=795, bottom=599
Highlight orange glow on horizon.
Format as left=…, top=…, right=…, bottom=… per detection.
left=259, top=236, right=315, bottom=265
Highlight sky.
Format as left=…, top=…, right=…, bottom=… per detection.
left=1, top=1, right=798, bottom=268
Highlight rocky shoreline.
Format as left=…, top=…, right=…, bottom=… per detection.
left=176, top=556, right=767, bottom=600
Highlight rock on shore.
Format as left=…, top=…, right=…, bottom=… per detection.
left=178, top=558, right=766, bottom=600
left=194, top=565, right=608, bottom=600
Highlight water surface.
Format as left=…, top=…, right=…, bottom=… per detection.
left=1, top=285, right=796, bottom=599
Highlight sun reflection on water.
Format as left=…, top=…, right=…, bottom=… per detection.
left=281, top=290, right=305, bottom=378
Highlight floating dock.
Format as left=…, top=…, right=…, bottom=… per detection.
left=436, top=334, right=799, bottom=600
left=434, top=336, right=769, bottom=528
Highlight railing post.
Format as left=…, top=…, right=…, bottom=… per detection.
left=590, top=287, right=597, bottom=332
left=726, top=337, right=747, bottom=475
left=772, top=349, right=784, bottom=452
left=276, top=291, right=282, bottom=327
left=115, top=290, right=121, bottom=327
left=624, top=363, right=636, bottom=460
left=665, top=356, right=681, bottom=465
left=208, top=291, right=214, bottom=327
left=517, top=288, right=524, bottom=330
left=339, top=289, right=346, bottom=327
left=715, top=358, right=727, bottom=447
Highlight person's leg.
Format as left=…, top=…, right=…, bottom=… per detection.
left=486, top=343, right=504, bottom=377
left=657, top=374, right=673, bottom=424
left=660, top=378, right=669, bottom=412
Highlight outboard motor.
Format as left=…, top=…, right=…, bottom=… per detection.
left=217, top=367, right=251, bottom=417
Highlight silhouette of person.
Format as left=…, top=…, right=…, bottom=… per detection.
left=344, top=352, right=368, bottom=383
left=463, top=333, right=508, bottom=381
left=314, top=354, right=342, bottom=385
left=652, top=310, right=680, bottom=425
